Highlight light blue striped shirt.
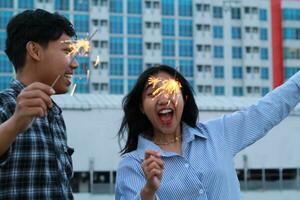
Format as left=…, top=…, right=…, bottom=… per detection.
left=115, top=71, right=300, bottom=200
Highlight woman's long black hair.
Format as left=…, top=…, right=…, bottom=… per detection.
left=118, top=65, right=199, bottom=154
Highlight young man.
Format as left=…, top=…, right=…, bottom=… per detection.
left=0, top=9, right=78, bottom=199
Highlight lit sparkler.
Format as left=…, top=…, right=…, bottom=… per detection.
left=148, top=76, right=182, bottom=106
left=94, top=55, right=100, bottom=67
left=70, top=84, right=77, bottom=96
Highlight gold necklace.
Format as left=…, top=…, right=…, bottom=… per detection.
left=154, top=135, right=181, bottom=145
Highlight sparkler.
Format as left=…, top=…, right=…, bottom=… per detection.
left=148, top=76, right=182, bottom=106
left=94, top=55, right=100, bottom=67
left=70, top=84, right=77, bottom=96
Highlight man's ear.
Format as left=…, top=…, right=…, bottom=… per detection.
left=26, top=41, right=42, bottom=61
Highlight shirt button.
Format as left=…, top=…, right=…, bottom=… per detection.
left=199, top=189, right=204, bottom=194
left=184, top=163, right=189, bottom=168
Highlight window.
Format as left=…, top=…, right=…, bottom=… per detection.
left=179, top=40, right=193, bottom=57
left=231, top=7, right=241, bottom=19
left=127, top=0, right=142, bottom=14
left=284, top=28, right=300, bottom=40
left=110, top=37, right=123, bottom=55
left=214, top=86, right=225, bottom=96
left=214, top=66, right=224, bottom=78
left=162, top=39, right=175, bottom=56
left=213, top=6, right=223, bottom=18
left=179, top=60, right=193, bottom=77
left=233, top=86, right=243, bottom=96
left=259, top=9, right=268, bottom=21
left=0, top=0, right=13, bottom=8
left=110, top=16, right=123, bottom=34
left=179, top=20, right=193, bottom=37
left=0, top=31, right=6, bottom=51
left=260, top=28, right=268, bottom=40
left=213, top=46, right=224, bottom=58
left=128, top=79, right=137, bottom=91
left=162, top=18, right=175, bottom=36
left=0, top=55, right=13, bottom=73
left=161, top=0, right=174, bottom=16
left=19, top=0, right=34, bottom=9
left=128, top=37, right=142, bottom=55
left=75, top=57, right=89, bottom=75
left=283, top=9, right=300, bottom=21
left=232, top=27, right=242, bottom=39
left=232, top=66, right=243, bottom=79
left=213, top=26, right=223, bottom=39
left=261, top=67, right=269, bottom=79
left=74, top=0, right=89, bottom=11
left=74, top=15, right=89, bottom=32
left=284, top=48, right=300, bottom=59
left=260, top=48, right=268, bottom=60
left=232, top=46, right=242, bottom=59
left=284, top=67, right=300, bottom=80
left=128, top=58, right=143, bottom=76
left=109, top=0, right=123, bottom=13
left=109, top=57, right=123, bottom=76
left=0, top=11, right=13, bottom=29
left=128, top=17, right=142, bottom=35
left=109, top=79, right=123, bottom=94
left=162, top=59, right=175, bottom=68
left=178, top=0, right=192, bottom=16
left=261, top=87, right=269, bottom=96
left=73, top=77, right=89, bottom=93
left=0, top=75, right=13, bottom=91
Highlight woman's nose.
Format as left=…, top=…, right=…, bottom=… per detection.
left=157, top=93, right=170, bottom=105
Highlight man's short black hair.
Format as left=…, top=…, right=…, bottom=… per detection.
left=5, top=9, right=76, bottom=72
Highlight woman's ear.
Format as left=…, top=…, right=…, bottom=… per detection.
left=26, top=41, right=42, bottom=61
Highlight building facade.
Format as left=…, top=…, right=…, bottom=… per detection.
left=0, top=0, right=299, bottom=97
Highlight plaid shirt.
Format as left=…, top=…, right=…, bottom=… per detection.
left=0, top=80, right=74, bottom=200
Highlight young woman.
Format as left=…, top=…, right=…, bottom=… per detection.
left=115, top=65, right=300, bottom=200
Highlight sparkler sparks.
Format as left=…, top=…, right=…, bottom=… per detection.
left=148, top=76, right=182, bottom=106
left=94, top=55, right=100, bottom=67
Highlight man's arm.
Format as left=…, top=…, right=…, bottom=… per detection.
left=0, top=82, right=55, bottom=156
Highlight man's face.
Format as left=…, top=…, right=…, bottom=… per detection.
left=37, top=33, right=78, bottom=94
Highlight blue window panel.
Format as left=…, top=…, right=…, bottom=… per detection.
left=128, top=17, right=142, bottom=35
left=109, top=57, right=123, bottom=76
left=74, top=56, right=89, bottom=75
left=188, top=80, right=194, bottom=89
left=162, top=18, right=175, bottom=36
left=213, top=6, right=223, bottom=18
left=128, top=58, right=143, bottom=76
left=73, top=76, right=89, bottom=93
left=0, top=75, right=12, bottom=91
left=232, top=66, right=243, bottom=79
left=109, top=79, right=124, bottom=94
left=260, top=28, right=268, bottom=40
left=214, top=86, right=225, bottom=96
left=179, top=40, right=193, bottom=57
left=259, top=9, right=267, bottom=21
left=74, top=15, right=89, bottom=32
left=110, top=0, right=123, bottom=13
left=0, top=55, right=13, bottom=73
left=110, top=37, right=123, bottom=55
left=178, top=0, right=192, bottom=17
left=162, top=0, right=174, bottom=16
left=74, top=0, right=89, bottom=11
left=162, top=59, right=176, bottom=68
left=261, top=87, right=269, bottom=96
left=284, top=28, right=300, bottom=40
left=128, top=79, right=137, bottom=92
left=214, top=66, right=224, bottom=78
left=213, top=46, right=224, bottom=58
left=162, top=39, right=175, bottom=56
left=179, top=60, right=193, bottom=77
left=0, top=31, right=6, bottom=51
left=284, top=67, right=300, bottom=80
left=127, top=0, right=141, bottom=14
left=110, top=16, right=123, bottom=34
left=18, top=0, right=34, bottom=9
left=55, top=0, right=69, bottom=10
left=128, top=37, right=142, bottom=55
left=213, top=26, right=223, bottom=39
left=283, top=9, right=300, bottom=21
left=232, top=46, right=242, bottom=59
left=261, top=67, right=269, bottom=80
left=179, top=19, right=193, bottom=37
left=231, top=27, right=241, bottom=39
left=0, top=11, right=13, bottom=29
left=260, top=48, right=269, bottom=60
left=233, top=86, right=243, bottom=96
left=0, top=0, right=13, bottom=8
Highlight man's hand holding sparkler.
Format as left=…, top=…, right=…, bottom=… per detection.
left=11, top=82, right=55, bottom=133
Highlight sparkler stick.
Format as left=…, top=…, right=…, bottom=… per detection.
left=50, top=74, right=61, bottom=88
left=70, top=84, right=77, bottom=96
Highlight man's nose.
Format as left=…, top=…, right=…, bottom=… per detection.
left=70, top=58, right=79, bottom=69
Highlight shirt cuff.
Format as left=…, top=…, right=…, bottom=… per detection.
left=0, top=147, right=11, bottom=167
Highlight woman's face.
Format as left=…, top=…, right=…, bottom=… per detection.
left=140, top=71, right=184, bottom=136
